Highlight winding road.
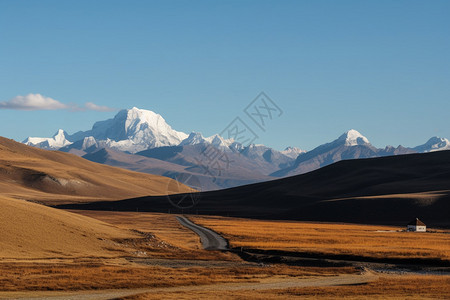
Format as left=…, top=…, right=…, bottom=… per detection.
left=176, top=216, right=228, bottom=250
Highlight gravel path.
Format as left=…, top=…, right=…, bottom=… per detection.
left=176, top=216, right=228, bottom=250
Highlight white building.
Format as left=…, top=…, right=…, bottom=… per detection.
left=407, top=218, right=426, bottom=232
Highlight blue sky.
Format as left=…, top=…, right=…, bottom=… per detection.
left=1, top=0, right=449, bottom=150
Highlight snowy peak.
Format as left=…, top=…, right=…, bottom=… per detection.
left=210, top=134, right=234, bottom=148
left=180, top=132, right=234, bottom=149
left=123, top=107, right=188, bottom=145
left=414, top=136, right=450, bottom=153
left=229, top=141, right=245, bottom=152
left=100, top=107, right=187, bottom=142
left=337, top=129, right=371, bottom=146
left=244, top=144, right=271, bottom=154
left=53, top=129, right=67, bottom=139
left=23, top=129, right=72, bottom=150
left=78, top=107, right=188, bottom=153
left=124, top=107, right=169, bottom=136
left=180, top=132, right=208, bottom=146
left=23, top=108, right=189, bottom=153
left=81, top=136, right=98, bottom=150
left=281, top=146, right=306, bottom=159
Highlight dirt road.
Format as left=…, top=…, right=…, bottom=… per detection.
left=176, top=216, right=228, bottom=250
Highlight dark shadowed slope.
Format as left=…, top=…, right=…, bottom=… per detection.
left=58, top=151, right=450, bottom=227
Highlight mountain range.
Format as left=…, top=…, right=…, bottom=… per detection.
left=23, top=107, right=450, bottom=190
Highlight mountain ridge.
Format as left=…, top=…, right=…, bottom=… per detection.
left=22, top=107, right=450, bottom=190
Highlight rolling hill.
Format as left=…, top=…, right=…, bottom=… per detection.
left=60, top=150, right=450, bottom=227
left=0, top=137, right=193, bottom=205
left=0, top=195, right=139, bottom=259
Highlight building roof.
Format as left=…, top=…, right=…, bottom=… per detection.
left=407, top=218, right=426, bottom=226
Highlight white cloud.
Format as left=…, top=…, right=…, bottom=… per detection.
left=0, top=93, right=115, bottom=112
left=84, top=102, right=116, bottom=112
left=0, top=93, right=70, bottom=111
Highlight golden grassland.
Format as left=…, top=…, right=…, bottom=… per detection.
left=0, top=262, right=254, bottom=291
left=192, top=216, right=450, bottom=261
left=0, top=196, right=141, bottom=259
left=0, top=261, right=354, bottom=292
left=1, top=207, right=448, bottom=298
left=70, top=210, right=236, bottom=260
left=71, top=211, right=205, bottom=251
left=122, top=275, right=450, bottom=299
left=0, top=209, right=354, bottom=292
left=271, top=275, right=450, bottom=299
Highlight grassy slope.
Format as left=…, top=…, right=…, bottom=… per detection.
left=0, top=137, right=194, bottom=205
left=0, top=137, right=194, bottom=259
left=0, top=196, right=139, bottom=259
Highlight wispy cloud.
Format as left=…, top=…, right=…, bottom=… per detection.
left=84, top=102, right=116, bottom=112
left=0, top=93, right=116, bottom=112
left=0, top=94, right=70, bottom=111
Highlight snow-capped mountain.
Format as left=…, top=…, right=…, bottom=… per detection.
left=180, top=132, right=234, bottom=149
left=82, top=107, right=188, bottom=152
left=23, top=129, right=72, bottom=150
left=179, top=132, right=208, bottom=146
left=337, top=129, right=371, bottom=146
left=310, top=129, right=372, bottom=153
left=81, top=136, right=99, bottom=150
left=22, top=107, right=450, bottom=190
left=26, top=107, right=188, bottom=153
left=281, top=147, right=306, bottom=159
left=272, top=129, right=408, bottom=177
left=413, top=137, right=450, bottom=153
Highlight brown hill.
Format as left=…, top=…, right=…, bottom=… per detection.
left=61, top=151, right=450, bottom=227
left=0, top=195, right=139, bottom=259
left=0, top=137, right=193, bottom=205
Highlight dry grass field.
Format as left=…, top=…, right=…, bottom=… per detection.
left=0, top=208, right=354, bottom=294
left=0, top=208, right=448, bottom=299
left=122, top=274, right=450, bottom=299
left=192, top=216, right=450, bottom=261
left=0, top=196, right=141, bottom=259
left=72, top=211, right=204, bottom=251
left=70, top=210, right=236, bottom=260
left=0, top=261, right=346, bottom=292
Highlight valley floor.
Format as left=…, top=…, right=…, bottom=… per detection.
left=0, top=211, right=449, bottom=299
